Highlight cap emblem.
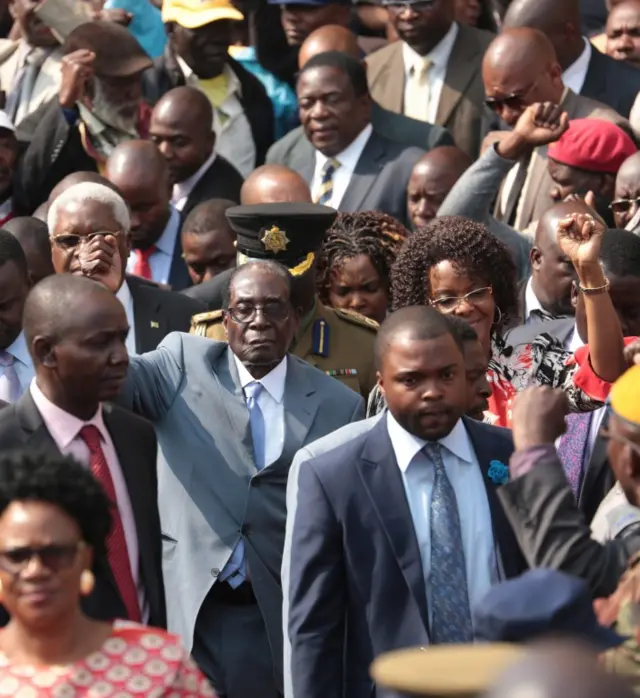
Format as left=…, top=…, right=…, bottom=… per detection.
left=261, top=225, right=290, bottom=253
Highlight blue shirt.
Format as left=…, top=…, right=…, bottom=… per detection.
left=386, top=412, right=500, bottom=630
left=126, top=206, right=180, bottom=286
left=2, top=330, right=34, bottom=400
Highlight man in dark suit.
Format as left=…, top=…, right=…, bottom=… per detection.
left=143, top=0, right=274, bottom=177
left=267, top=51, right=424, bottom=227
left=503, top=0, right=640, bottom=118
left=284, top=306, right=527, bottom=698
left=365, top=0, right=493, bottom=159
left=0, top=273, right=165, bottom=626
left=47, top=180, right=205, bottom=354
left=150, top=86, right=244, bottom=220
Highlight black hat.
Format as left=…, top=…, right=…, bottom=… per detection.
left=225, top=203, right=337, bottom=276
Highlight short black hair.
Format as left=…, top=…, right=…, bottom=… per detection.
left=391, top=217, right=518, bottom=333
left=0, top=450, right=111, bottom=559
left=374, top=305, right=463, bottom=370
left=3, top=217, right=51, bottom=263
left=445, top=315, right=479, bottom=344
left=600, top=228, right=640, bottom=278
left=0, top=228, right=28, bottom=279
left=181, top=199, right=237, bottom=238
left=223, top=260, right=293, bottom=309
left=298, top=50, right=369, bottom=97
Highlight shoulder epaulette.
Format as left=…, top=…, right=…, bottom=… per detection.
left=332, top=308, right=379, bottom=332
left=190, top=310, right=224, bottom=336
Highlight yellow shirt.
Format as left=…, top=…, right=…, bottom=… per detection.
left=198, top=74, right=230, bottom=125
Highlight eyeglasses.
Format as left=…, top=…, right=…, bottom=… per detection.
left=50, top=230, right=124, bottom=251
left=429, top=286, right=493, bottom=314
left=484, top=77, right=541, bottom=113
left=599, top=426, right=640, bottom=458
left=382, top=0, right=436, bottom=11
left=0, top=542, right=85, bottom=575
left=226, top=301, right=291, bottom=325
left=609, top=197, right=640, bottom=214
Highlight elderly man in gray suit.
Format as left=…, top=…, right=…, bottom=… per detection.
left=266, top=51, right=424, bottom=228
left=116, top=250, right=364, bottom=698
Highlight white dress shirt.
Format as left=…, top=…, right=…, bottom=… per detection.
left=562, top=38, right=592, bottom=96
left=172, top=149, right=217, bottom=212
left=402, top=22, right=459, bottom=124
left=311, top=123, right=373, bottom=209
left=524, top=277, right=545, bottom=323
left=126, top=206, right=181, bottom=286
left=233, top=354, right=287, bottom=467
left=30, top=379, right=147, bottom=620
left=386, top=411, right=499, bottom=629
left=116, top=279, right=137, bottom=357
left=1, top=330, right=34, bottom=400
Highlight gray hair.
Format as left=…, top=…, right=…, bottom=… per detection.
left=47, top=182, right=130, bottom=235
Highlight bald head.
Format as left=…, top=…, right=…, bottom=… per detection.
left=106, top=140, right=169, bottom=190
left=240, top=165, right=312, bottom=205
left=483, top=642, right=634, bottom=698
left=48, top=171, right=122, bottom=208
left=298, top=25, right=360, bottom=69
left=408, top=146, right=472, bottom=228
left=150, top=86, right=216, bottom=184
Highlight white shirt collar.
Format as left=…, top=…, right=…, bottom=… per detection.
left=562, top=37, right=592, bottom=95
left=6, top=330, right=31, bottom=368
left=315, top=123, right=373, bottom=174
left=402, top=22, right=459, bottom=78
left=172, top=149, right=217, bottom=210
left=176, top=56, right=242, bottom=98
left=154, top=205, right=181, bottom=257
left=116, top=277, right=132, bottom=307
left=232, top=353, right=287, bottom=404
left=524, top=277, right=544, bottom=320
left=386, top=410, right=473, bottom=473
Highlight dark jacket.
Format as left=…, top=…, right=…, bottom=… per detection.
left=179, top=154, right=244, bottom=221
left=582, top=46, right=640, bottom=118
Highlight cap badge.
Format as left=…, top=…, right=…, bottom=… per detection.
left=261, top=225, right=290, bottom=253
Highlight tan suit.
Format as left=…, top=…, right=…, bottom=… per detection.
left=365, top=24, right=493, bottom=159
left=0, top=39, right=63, bottom=126
left=495, top=88, right=630, bottom=233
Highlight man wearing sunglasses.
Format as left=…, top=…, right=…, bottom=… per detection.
left=612, top=151, right=640, bottom=231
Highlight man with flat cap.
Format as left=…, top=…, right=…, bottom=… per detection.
left=12, top=21, right=154, bottom=214
left=191, top=203, right=378, bottom=398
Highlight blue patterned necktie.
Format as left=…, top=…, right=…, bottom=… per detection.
left=557, top=412, right=592, bottom=498
left=245, top=381, right=266, bottom=470
left=0, top=350, right=20, bottom=403
left=315, top=158, right=340, bottom=205
left=424, top=442, right=474, bottom=644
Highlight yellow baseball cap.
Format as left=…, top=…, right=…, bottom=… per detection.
left=370, top=644, right=524, bottom=697
left=610, top=365, right=640, bottom=426
left=162, top=0, right=244, bottom=29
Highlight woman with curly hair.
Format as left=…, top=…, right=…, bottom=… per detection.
left=316, top=211, right=408, bottom=323
left=0, top=450, right=215, bottom=697
left=368, top=215, right=626, bottom=427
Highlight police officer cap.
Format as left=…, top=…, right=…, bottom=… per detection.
left=225, top=203, right=337, bottom=276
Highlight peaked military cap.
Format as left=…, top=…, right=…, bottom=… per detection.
left=225, top=203, right=337, bottom=276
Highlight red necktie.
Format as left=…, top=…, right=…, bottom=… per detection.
left=79, top=425, right=142, bottom=622
left=131, top=246, right=156, bottom=280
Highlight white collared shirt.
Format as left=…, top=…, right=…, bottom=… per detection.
left=177, top=57, right=255, bottom=178
left=524, top=277, right=544, bottom=323
left=562, top=37, right=592, bottom=96
left=116, top=279, right=137, bottom=357
left=311, top=123, right=373, bottom=209
left=233, top=353, right=287, bottom=468
left=1, top=330, right=34, bottom=401
left=126, top=206, right=181, bottom=286
left=172, top=149, right=217, bottom=212
left=386, top=411, right=499, bottom=629
left=402, top=22, right=459, bottom=124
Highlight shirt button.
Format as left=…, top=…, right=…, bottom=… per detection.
left=211, top=568, right=220, bottom=577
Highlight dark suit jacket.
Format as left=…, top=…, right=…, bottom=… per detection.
left=142, top=51, right=275, bottom=169
left=179, top=155, right=244, bottom=221
left=366, top=25, right=494, bottom=159
left=285, top=416, right=527, bottom=698
left=266, top=127, right=424, bottom=228
left=371, top=101, right=455, bottom=151
left=582, top=46, right=640, bottom=118
left=126, top=275, right=206, bottom=352
left=0, top=391, right=166, bottom=627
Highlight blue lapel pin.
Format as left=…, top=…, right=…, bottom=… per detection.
left=488, top=460, right=509, bottom=485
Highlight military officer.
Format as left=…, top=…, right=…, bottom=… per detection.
left=190, top=203, right=378, bottom=398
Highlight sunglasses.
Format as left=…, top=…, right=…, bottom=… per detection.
left=0, top=542, right=85, bottom=575
left=609, top=196, right=640, bottom=214
left=484, top=77, right=541, bottom=113
left=50, top=230, right=124, bottom=251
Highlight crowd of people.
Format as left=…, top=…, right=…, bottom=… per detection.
left=0, top=0, right=639, bottom=695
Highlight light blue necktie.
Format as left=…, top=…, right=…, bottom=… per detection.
left=218, top=381, right=266, bottom=588
left=425, top=442, right=474, bottom=643
left=0, top=350, right=20, bottom=403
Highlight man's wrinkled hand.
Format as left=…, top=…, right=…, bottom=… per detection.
left=59, top=49, right=95, bottom=109
left=512, top=386, right=569, bottom=451
left=77, top=234, right=122, bottom=293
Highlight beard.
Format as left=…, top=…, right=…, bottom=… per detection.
left=91, top=80, right=139, bottom=137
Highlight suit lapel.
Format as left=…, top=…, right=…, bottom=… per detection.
left=377, top=43, right=405, bottom=113
left=292, top=135, right=315, bottom=184
left=339, top=130, right=386, bottom=212
left=580, top=408, right=610, bottom=507
left=16, top=390, right=59, bottom=451
left=357, top=417, right=430, bottom=632
left=127, top=276, right=167, bottom=353
left=514, top=147, right=547, bottom=232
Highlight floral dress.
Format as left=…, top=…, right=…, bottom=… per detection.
left=366, top=331, right=618, bottom=428
left=0, top=622, right=216, bottom=697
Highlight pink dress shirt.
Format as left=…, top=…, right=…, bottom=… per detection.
left=30, top=380, right=148, bottom=620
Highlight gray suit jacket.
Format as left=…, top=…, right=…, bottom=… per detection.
left=266, top=126, right=425, bottom=228
left=438, top=144, right=532, bottom=282
left=119, top=332, right=364, bottom=686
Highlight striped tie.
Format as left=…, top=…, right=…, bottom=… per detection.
left=316, top=158, right=340, bottom=205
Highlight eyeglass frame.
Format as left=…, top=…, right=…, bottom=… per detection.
left=0, top=541, right=86, bottom=576
left=50, top=230, right=127, bottom=250
left=484, top=75, right=543, bottom=113
left=428, top=286, right=494, bottom=314
left=381, top=0, right=437, bottom=12
left=224, top=301, right=292, bottom=325
left=609, top=196, right=640, bottom=213
left=599, top=425, right=640, bottom=458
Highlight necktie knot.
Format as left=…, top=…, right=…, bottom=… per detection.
left=413, top=57, right=432, bottom=81
left=244, top=381, right=263, bottom=401
left=79, top=424, right=102, bottom=453
left=0, top=350, right=15, bottom=367
left=422, top=442, right=445, bottom=471
left=135, top=246, right=156, bottom=263
left=322, top=158, right=340, bottom=178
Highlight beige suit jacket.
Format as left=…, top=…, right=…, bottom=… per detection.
left=365, top=23, right=493, bottom=159
left=0, top=39, right=63, bottom=126
left=495, top=88, right=630, bottom=233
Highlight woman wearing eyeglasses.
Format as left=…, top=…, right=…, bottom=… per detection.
left=0, top=450, right=215, bottom=697
left=367, top=215, right=627, bottom=427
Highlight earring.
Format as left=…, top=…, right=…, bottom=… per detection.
left=493, top=306, right=503, bottom=327
left=80, top=569, right=95, bottom=596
